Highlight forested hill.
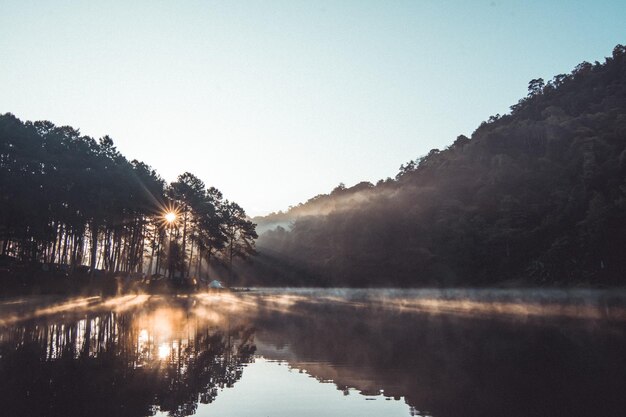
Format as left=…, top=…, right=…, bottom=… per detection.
left=249, top=44, right=626, bottom=287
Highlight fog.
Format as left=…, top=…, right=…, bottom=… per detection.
left=240, top=48, right=626, bottom=288
left=1, top=289, right=624, bottom=417
left=2, top=289, right=625, bottom=327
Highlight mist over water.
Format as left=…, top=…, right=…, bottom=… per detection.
left=0, top=289, right=624, bottom=417
left=252, top=287, right=626, bottom=321
left=246, top=47, right=626, bottom=289
left=1, top=3, right=625, bottom=417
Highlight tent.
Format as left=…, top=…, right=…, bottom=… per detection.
left=208, top=280, right=224, bottom=289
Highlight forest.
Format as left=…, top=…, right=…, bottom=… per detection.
left=2, top=45, right=626, bottom=290
left=0, top=116, right=257, bottom=291
left=247, top=44, right=626, bottom=287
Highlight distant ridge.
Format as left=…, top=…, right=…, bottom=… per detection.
left=246, top=44, right=626, bottom=287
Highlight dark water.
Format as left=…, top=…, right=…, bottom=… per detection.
left=0, top=289, right=625, bottom=417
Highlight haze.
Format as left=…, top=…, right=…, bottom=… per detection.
left=1, top=0, right=624, bottom=215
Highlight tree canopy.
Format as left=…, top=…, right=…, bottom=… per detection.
left=0, top=115, right=257, bottom=286
left=250, top=44, right=626, bottom=287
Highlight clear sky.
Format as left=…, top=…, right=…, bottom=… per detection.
left=1, top=1, right=624, bottom=216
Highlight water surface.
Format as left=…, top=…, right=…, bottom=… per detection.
left=0, top=288, right=624, bottom=417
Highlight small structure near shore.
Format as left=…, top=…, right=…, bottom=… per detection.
left=208, top=280, right=224, bottom=289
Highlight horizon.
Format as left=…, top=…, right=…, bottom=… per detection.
left=1, top=1, right=625, bottom=216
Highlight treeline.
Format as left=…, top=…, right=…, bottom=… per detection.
left=0, top=115, right=257, bottom=283
left=249, top=44, right=626, bottom=287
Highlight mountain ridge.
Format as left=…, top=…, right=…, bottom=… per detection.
left=244, top=44, right=626, bottom=287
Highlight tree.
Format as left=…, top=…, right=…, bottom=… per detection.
left=527, top=78, right=544, bottom=97
left=0, top=113, right=257, bottom=290
left=222, top=201, right=258, bottom=284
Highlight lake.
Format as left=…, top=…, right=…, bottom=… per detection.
left=0, top=288, right=624, bottom=417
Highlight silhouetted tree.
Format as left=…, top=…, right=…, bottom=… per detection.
left=0, top=114, right=257, bottom=288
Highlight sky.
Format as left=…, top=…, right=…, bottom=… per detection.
left=1, top=1, right=625, bottom=216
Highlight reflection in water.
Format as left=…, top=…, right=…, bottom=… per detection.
left=0, top=296, right=256, bottom=417
left=0, top=289, right=624, bottom=417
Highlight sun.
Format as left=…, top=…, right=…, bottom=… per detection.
left=157, top=204, right=180, bottom=228
left=164, top=211, right=177, bottom=223
left=158, top=343, right=171, bottom=360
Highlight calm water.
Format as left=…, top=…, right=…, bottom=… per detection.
left=0, top=288, right=625, bottom=417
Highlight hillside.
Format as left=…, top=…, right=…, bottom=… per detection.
left=244, top=44, right=626, bottom=287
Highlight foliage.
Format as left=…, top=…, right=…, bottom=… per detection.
left=250, top=44, right=626, bottom=287
left=0, top=116, right=257, bottom=285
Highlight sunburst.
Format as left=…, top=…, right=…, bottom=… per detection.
left=157, top=204, right=180, bottom=228
left=164, top=212, right=177, bottom=223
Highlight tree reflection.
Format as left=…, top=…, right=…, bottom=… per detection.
left=250, top=291, right=626, bottom=417
left=0, top=301, right=255, bottom=417
left=0, top=291, right=624, bottom=417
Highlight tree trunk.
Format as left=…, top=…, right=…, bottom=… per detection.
left=90, top=222, right=99, bottom=276
left=228, top=234, right=234, bottom=284
left=188, top=239, right=194, bottom=278
left=181, top=207, right=188, bottom=276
